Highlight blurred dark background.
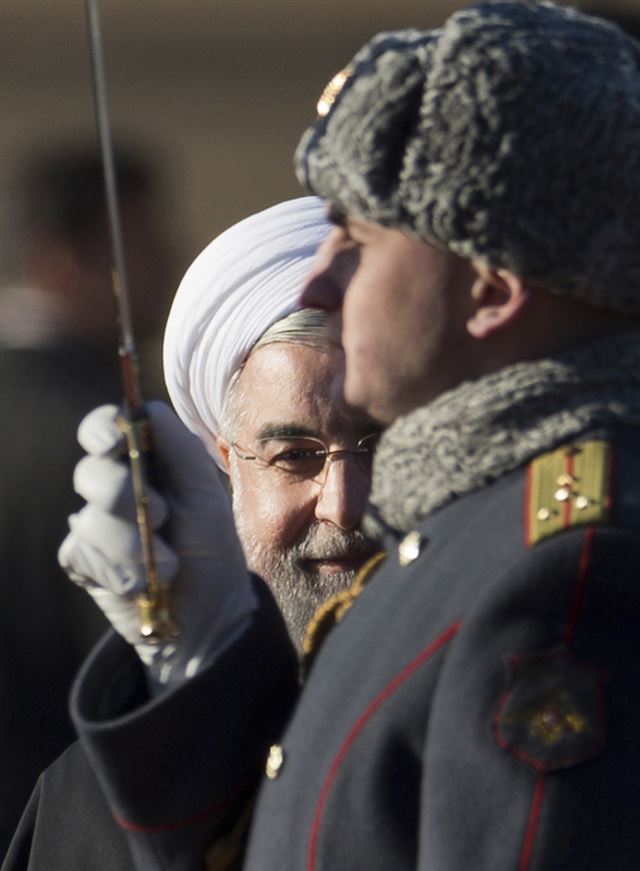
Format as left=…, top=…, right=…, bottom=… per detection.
left=1, top=0, right=635, bottom=273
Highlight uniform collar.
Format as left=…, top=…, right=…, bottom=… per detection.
left=367, top=332, right=640, bottom=535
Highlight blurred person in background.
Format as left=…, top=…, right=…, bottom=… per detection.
left=0, top=142, right=176, bottom=857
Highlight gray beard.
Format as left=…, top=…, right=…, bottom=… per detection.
left=237, top=523, right=379, bottom=654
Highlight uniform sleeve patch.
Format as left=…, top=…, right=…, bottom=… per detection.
left=493, top=646, right=607, bottom=772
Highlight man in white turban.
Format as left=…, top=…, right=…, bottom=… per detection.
left=161, top=196, right=381, bottom=649
left=52, top=196, right=381, bottom=677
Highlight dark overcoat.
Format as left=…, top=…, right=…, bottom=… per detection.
left=5, top=426, right=640, bottom=870
left=0, top=344, right=119, bottom=857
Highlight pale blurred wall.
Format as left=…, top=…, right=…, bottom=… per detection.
left=0, top=0, right=636, bottom=273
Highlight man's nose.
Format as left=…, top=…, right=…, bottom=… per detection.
left=299, top=228, right=352, bottom=312
left=314, top=453, right=370, bottom=530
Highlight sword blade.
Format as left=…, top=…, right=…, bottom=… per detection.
left=84, top=0, right=178, bottom=641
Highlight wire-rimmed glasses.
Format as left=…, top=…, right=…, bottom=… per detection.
left=231, top=433, right=380, bottom=480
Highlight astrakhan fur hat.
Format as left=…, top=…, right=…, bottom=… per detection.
left=295, top=1, right=640, bottom=313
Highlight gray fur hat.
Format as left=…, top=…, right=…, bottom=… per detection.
left=294, top=1, right=640, bottom=313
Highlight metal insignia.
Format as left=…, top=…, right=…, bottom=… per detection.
left=265, top=744, right=284, bottom=780
left=398, top=531, right=422, bottom=566
left=317, top=67, right=351, bottom=117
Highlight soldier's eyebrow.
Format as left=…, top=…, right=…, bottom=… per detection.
left=327, top=207, right=377, bottom=243
left=256, top=424, right=317, bottom=442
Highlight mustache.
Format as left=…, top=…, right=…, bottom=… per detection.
left=290, top=524, right=380, bottom=562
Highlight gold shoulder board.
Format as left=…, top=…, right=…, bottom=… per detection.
left=525, top=440, right=613, bottom=547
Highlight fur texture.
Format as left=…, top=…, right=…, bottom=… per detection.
left=368, top=333, right=640, bottom=533
left=296, top=1, right=640, bottom=312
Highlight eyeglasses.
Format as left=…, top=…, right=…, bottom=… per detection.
left=231, top=433, right=380, bottom=480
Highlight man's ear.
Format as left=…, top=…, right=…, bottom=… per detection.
left=466, top=263, right=533, bottom=340
left=217, top=437, right=232, bottom=475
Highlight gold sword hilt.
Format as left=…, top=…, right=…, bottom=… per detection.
left=116, top=404, right=179, bottom=642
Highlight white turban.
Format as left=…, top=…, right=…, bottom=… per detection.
left=163, top=196, right=330, bottom=468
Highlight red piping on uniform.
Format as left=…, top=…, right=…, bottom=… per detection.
left=516, top=526, right=594, bottom=864
left=562, top=453, right=574, bottom=529
left=604, top=446, right=615, bottom=516
left=523, top=463, right=533, bottom=548
left=307, top=619, right=462, bottom=871
left=563, top=526, right=595, bottom=646
left=519, top=774, right=546, bottom=871
left=114, top=774, right=252, bottom=833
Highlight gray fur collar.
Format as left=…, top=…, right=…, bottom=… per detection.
left=369, top=332, right=640, bottom=534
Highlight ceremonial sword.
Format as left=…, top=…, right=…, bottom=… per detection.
left=84, top=0, right=178, bottom=642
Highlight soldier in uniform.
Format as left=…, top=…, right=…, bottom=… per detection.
left=9, top=2, right=640, bottom=869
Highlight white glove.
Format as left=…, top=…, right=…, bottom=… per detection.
left=59, top=401, right=257, bottom=690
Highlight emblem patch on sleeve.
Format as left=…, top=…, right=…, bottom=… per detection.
left=493, top=646, right=607, bottom=771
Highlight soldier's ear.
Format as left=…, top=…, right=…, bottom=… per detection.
left=466, top=263, right=533, bottom=340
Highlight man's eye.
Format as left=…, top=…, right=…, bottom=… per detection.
left=264, top=443, right=326, bottom=474
left=274, top=448, right=315, bottom=462
left=273, top=448, right=323, bottom=465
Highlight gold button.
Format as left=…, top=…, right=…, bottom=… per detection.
left=536, top=507, right=551, bottom=521
left=575, top=495, right=590, bottom=510
left=556, top=473, right=575, bottom=488
left=266, top=744, right=284, bottom=780
left=398, top=531, right=422, bottom=566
